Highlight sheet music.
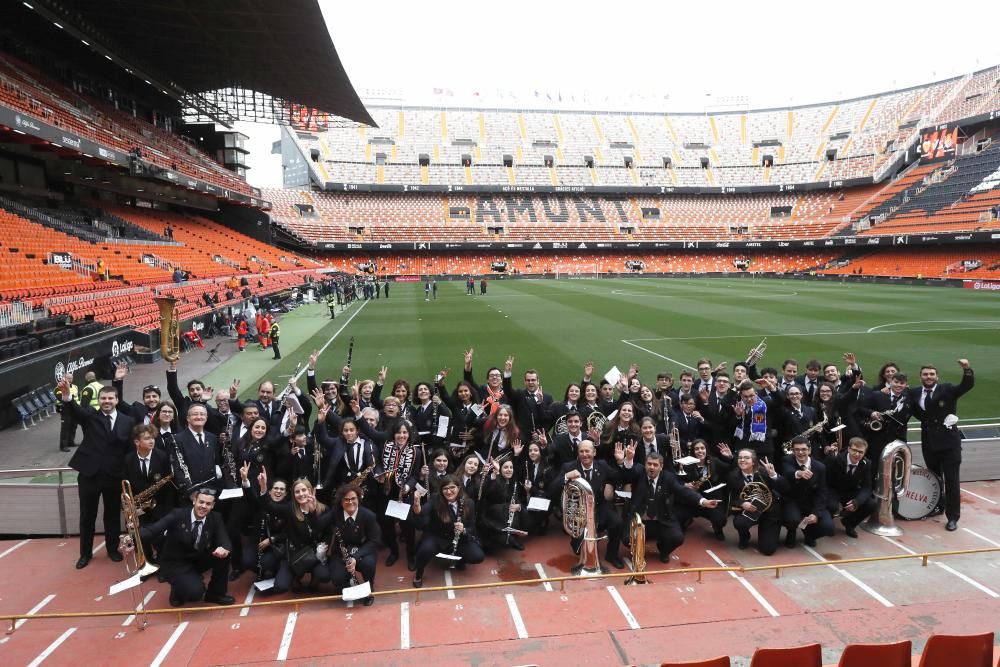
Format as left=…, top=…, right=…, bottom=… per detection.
left=386, top=499, right=411, bottom=520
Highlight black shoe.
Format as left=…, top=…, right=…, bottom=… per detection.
left=385, top=552, right=399, bottom=567
left=363, top=595, right=375, bottom=606
left=407, top=556, right=416, bottom=571
left=738, top=540, right=749, bottom=550
left=169, top=593, right=183, bottom=607
left=455, top=561, right=467, bottom=571
left=508, top=538, right=525, bottom=551
left=412, top=578, right=423, bottom=588
left=75, top=555, right=92, bottom=569
left=844, top=525, right=859, bottom=539
left=713, top=527, right=725, bottom=541
left=60, top=446, right=71, bottom=452
left=69, top=442, right=79, bottom=447
left=804, top=537, right=817, bottom=547
left=205, top=594, right=235, bottom=605
left=784, top=533, right=796, bottom=549
left=157, top=573, right=168, bottom=583
left=658, top=552, right=670, bottom=563
left=108, top=550, right=123, bottom=563
left=606, top=554, right=625, bottom=569
left=229, top=569, right=244, bottom=582
left=945, top=520, right=958, bottom=531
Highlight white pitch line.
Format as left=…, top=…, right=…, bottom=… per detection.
left=239, top=585, right=255, bottom=617
left=400, top=602, right=411, bottom=650
left=881, top=536, right=999, bottom=598
left=91, top=540, right=106, bottom=556
left=121, top=590, right=156, bottom=626
left=150, top=621, right=188, bottom=667
left=505, top=594, right=529, bottom=639
left=276, top=611, right=298, bottom=661
left=620, top=340, right=695, bottom=371
left=801, top=545, right=893, bottom=607
left=961, top=488, right=998, bottom=505
left=290, top=300, right=369, bottom=385
left=443, top=569, right=456, bottom=600
left=706, top=549, right=780, bottom=617
left=16, top=594, right=56, bottom=630
left=0, top=539, right=30, bottom=559
left=625, top=324, right=998, bottom=343
left=606, top=586, right=641, bottom=630
left=962, top=528, right=1000, bottom=548
left=534, top=563, right=554, bottom=592
left=26, top=627, right=76, bottom=667
left=867, top=319, right=1000, bottom=333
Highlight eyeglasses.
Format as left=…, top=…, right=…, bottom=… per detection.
left=848, top=448, right=866, bottom=454
left=342, top=497, right=359, bottom=503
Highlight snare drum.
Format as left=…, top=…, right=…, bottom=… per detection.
left=897, top=465, right=942, bottom=520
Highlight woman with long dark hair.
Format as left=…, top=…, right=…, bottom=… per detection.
left=479, top=457, right=526, bottom=550
left=411, top=476, right=484, bottom=588
left=255, top=470, right=331, bottom=590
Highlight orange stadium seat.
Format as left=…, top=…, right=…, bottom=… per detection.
left=749, top=643, right=822, bottom=667
left=661, top=657, right=731, bottom=667
left=836, top=640, right=911, bottom=667
left=917, top=633, right=994, bottom=667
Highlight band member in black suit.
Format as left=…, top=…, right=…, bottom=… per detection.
left=825, top=438, right=876, bottom=537
left=438, top=377, right=485, bottom=464
left=240, top=474, right=290, bottom=594
left=250, top=380, right=285, bottom=430
left=138, top=488, right=233, bottom=607
left=463, top=348, right=505, bottom=419
left=165, top=359, right=227, bottom=434
left=170, top=404, right=220, bottom=495
left=781, top=385, right=821, bottom=459
left=626, top=452, right=720, bottom=561
left=124, top=424, right=174, bottom=559
left=502, top=356, right=553, bottom=439
left=255, top=472, right=332, bottom=589
left=479, top=456, right=527, bottom=550
left=599, top=401, right=640, bottom=464
left=551, top=440, right=625, bottom=569
left=692, top=358, right=718, bottom=395
left=411, top=476, right=485, bottom=587
left=410, top=380, right=452, bottom=450
left=731, top=381, right=775, bottom=459
left=313, top=485, right=380, bottom=605
left=548, top=410, right=587, bottom=469
left=152, top=402, right=180, bottom=453
left=458, top=454, right=483, bottom=499
left=797, top=360, right=822, bottom=405
left=113, top=375, right=162, bottom=427
left=676, top=439, right=733, bottom=539
left=909, top=359, right=974, bottom=531
left=781, top=436, right=834, bottom=547
left=321, top=417, right=375, bottom=491
left=478, top=405, right=520, bottom=461
left=673, top=394, right=705, bottom=455
left=519, top=441, right=554, bottom=535
left=855, top=373, right=912, bottom=465
left=635, top=417, right=670, bottom=466
left=728, top=449, right=786, bottom=555
left=696, top=373, right=736, bottom=449
left=58, top=377, right=135, bottom=569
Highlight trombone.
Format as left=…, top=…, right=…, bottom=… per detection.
left=120, top=480, right=158, bottom=629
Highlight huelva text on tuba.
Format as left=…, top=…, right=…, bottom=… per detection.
left=154, top=296, right=180, bottom=362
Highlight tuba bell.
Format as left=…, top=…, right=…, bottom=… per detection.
left=624, top=513, right=649, bottom=585
left=562, top=477, right=605, bottom=575
left=154, top=296, right=180, bottom=362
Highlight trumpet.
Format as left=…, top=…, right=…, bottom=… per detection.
left=746, top=337, right=768, bottom=366
left=670, top=425, right=686, bottom=476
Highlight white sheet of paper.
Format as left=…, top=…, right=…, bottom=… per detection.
left=414, top=483, right=428, bottom=498
left=703, top=482, right=727, bottom=494
left=341, top=580, right=372, bottom=601
left=214, top=465, right=222, bottom=479
left=449, top=442, right=466, bottom=451
left=436, top=415, right=450, bottom=438
left=386, top=499, right=411, bottom=520
left=527, top=496, right=551, bottom=512
left=475, top=450, right=487, bottom=463
left=615, top=490, right=633, bottom=499
left=605, top=409, right=618, bottom=422
left=603, top=366, right=622, bottom=387
left=109, top=573, right=141, bottom=596
left=435, top=552, right=462, bottom=560
left=284, top=393, right=305, bottom=415
left=253, top=578, right=276, bottom=591
left=470, top=403, right=484, bottom=417
left=219, top=487, right=243, bottom=500
left=675, top=456, right=700, bottom=466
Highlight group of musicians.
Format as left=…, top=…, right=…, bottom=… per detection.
left=58, top=342, right=974, bottom=608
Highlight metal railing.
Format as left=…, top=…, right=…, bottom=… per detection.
left=2, top=545, right=998, bottom=631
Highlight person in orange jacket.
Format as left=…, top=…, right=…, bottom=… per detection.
left=236, top=319, right=248, bottom=351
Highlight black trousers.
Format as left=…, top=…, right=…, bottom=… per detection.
left=675, top=504, right=728, bottom=531
left=567, top=503, right=622, bottom=557
left=732, top=509, right=782, bottom=555
left=782, top=502, right=835, bottom=543
left=414, top=535, right=485, bottom=577
left=77, top=472, right=121, bottom=557
left=643, top=517, right=685, bottom=559
left=922, top=444, right=962, bottom=521
left=166, top=553, right=230, bottom=602
left=330, top=553, right=377, bottom=590
left=59, top=413, right=79, bottom=449
left=224, top=497, right=253, bottom=572
left=830, top=496, right=877, bottom=529
left=271, top=341, right=281, bottom=359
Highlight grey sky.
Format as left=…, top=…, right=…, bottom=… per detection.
left=241, top=0, right=1000, bottom=188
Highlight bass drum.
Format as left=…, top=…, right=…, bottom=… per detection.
left=897, top=465, right=942, bottom=520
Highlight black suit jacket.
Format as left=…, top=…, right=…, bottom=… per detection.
left=825, top=452, right=873, bottom=507
left=855, top=388, right=911, bottom=445
left=909, top=368, right=974, bottom=452
left=171, top=429, right=220, bottom=491
left=502, top=375, right=553, bottom=436
left=140, top=507, right=231, bottom=571
left=548, top=432, right=588, bottom=469
left=313, top=506, right=380, bottom=559
left=551, top=460, right=619, bottom=509
left=781, top=455, right=829, bottom=514
left=626, top=468, right=702, bottom=524
left=65, top=401, right=136, bottom=478
left=124, top=448, right=175, bottom=520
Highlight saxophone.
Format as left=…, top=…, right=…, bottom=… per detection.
left=133, top=473, right=175, bottom=511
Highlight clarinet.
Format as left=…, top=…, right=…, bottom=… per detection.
left=504, top=477, right=518, bottom=545
left=313, top=434, right=323, bottom=490
left=449, top=497, right=464, bottom=557
left=256, top=514, right=266, bottom=580
left=335, top=527, right=364, bottom=586
left=164, top=431, right=192, bottom=490
left=346, top=336, right=355, bottom=370
left=220, top=429, right=239, bottom=488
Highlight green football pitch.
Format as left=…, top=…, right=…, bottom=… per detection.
left=210, top=277, right=999, bottom=421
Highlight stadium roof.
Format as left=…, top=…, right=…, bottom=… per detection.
left=24, top=0, right=375, bottom=127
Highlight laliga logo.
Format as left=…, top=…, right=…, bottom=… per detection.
left=112, top=339, right=134, bottom=357
left=54, top=361, right=65, bottom=383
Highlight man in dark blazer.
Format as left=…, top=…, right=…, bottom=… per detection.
left=547, top=411, right=588, bottom=469
left=59, top=377, right=136, bottom=569
left=124, top=424, right=174, bottom=558
left=695, top=374, right=736, bottom=449
left=825, top=437, right=875, bottom=537
left=139, top=488, right=233, bottom=606
left=502, top=357, right=553, bottom=439
left=624, top=452, right=718, bottom=561
left=111, top=364, right=162, bottom=426
left=171, top=404, right=220, bottom=494
left=854, top=373, right=912, bottom=465
left=780, top=385, right=820, bottom=458
left=909, top=360, right=974, bottom=531
left=313, top=485, right=380, bottom=605
left=550, top=440, right=625, bottom=569
left=672, top=395, right=705, bottom=455
left=781, top=435, right=834, bottom=547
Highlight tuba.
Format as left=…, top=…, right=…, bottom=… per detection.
left=863, top=439, right=911, bottom=536
left=562, top=477, right=605, bottom=575
left=154, top=296, right=180, bottom=362
left=624, top=513, right=649, bottom=585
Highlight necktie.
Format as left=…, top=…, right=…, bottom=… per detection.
left=649, top=477, right=656, bottom=493
left=450, top=503, right=458, bottom=520
left=848, top=464, right=856, bottom=476
left=104, top=414, right=113, bottom=433
left=572, top=437, right=579, bottom=448
left=355, top=442, right=362, bottom=470
left=745, top=475, right=753, bottom=483
left=493, top=431, right=501, bottom=450
left=346, top=516, right=355, bottom=530
left=197, top=432, right=204, bottom=447
left=585, top=468, right=592, bottom=482
left=141, top=458, right=149, bottom=478
left=192, top=519, right=203, bottom=548
left=924, top=388, right=932, bottom=408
